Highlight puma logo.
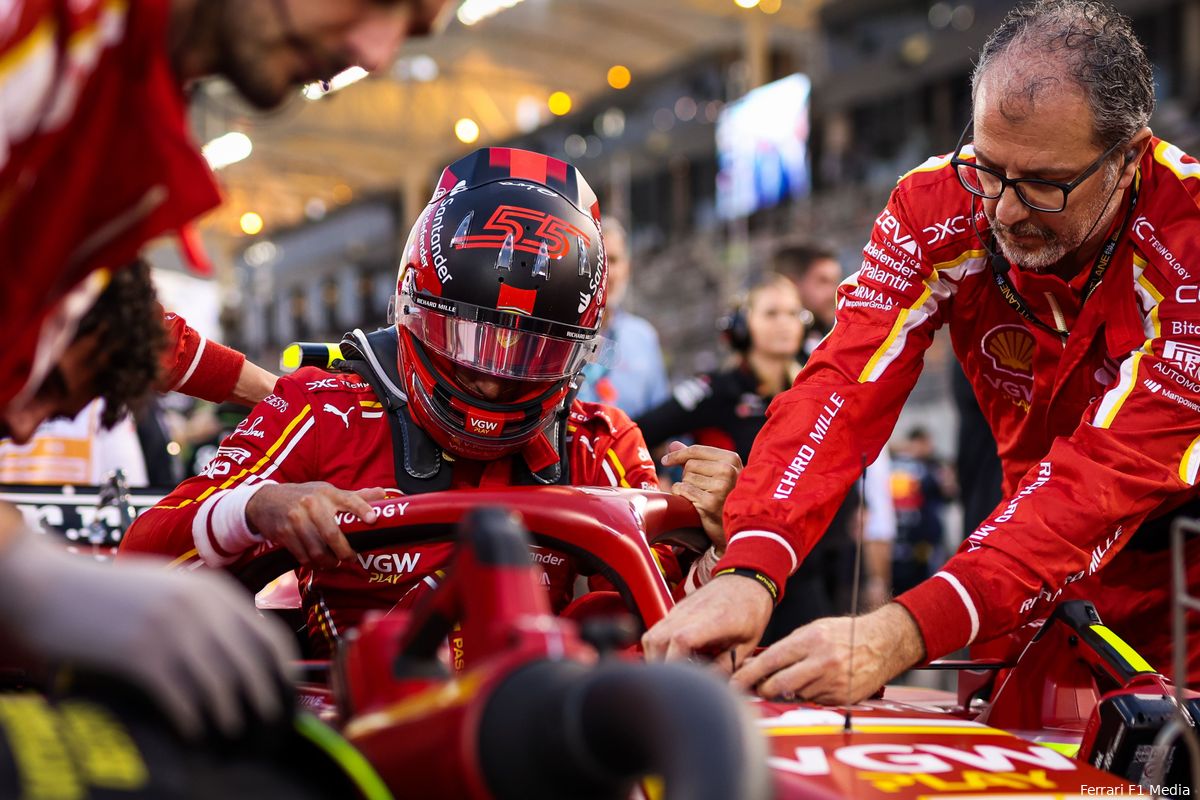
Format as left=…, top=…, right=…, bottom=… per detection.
left=323, top=403, right=353, bottom=428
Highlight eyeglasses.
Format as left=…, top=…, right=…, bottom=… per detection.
left=949, top=121, right=1124, bottom=213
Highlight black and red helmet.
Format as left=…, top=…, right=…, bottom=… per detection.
left=394, top=147, right=607, bottom=463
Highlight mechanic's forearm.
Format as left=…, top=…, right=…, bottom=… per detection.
left=870, top=602, right=926, bottom=677
left=228, top=360, right=277, bottom=407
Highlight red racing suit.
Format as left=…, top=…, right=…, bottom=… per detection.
left=720, top=139, right=1200, bottom=681
left=120, top=368, right=664, bottom=653
left=1, top=0, right=223, bottom=407
left=158, top=311, right=248, bottom=404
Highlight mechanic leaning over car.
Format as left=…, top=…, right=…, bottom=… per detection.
left=0, top=0, right=454, bottom=741
left=119, top=148, right=742, bottom=656
left=646, top=0, right=1200, bottom=700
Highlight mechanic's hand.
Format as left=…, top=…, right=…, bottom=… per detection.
left=247, top=482, right=386, bottom=568
left=642, top=573, right=772, bottom=671
left=0, top=531, right=297, bottom=740
left=731, top=603, right=925, bottom=704
left=661, top=442, right=743, bottom=554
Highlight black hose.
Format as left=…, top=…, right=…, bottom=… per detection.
left=478, top=658, right=770, bottom=800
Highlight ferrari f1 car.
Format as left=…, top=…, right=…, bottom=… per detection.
left=216, top=486, right=1198, bottom=799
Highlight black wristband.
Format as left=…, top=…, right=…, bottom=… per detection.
left=713, top=567, right=779, bottom=602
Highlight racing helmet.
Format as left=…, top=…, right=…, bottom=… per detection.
left=393, top=147, right=607, bottom=464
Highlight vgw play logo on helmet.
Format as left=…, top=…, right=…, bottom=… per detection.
left=981, top=324, right=1035, bottom=412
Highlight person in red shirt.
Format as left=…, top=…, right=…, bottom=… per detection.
left=0, top=0, right=450, bottom=738
left=646, top=0, right=1200, bottom=699
left=121, top=148, right=740, bottom=654
left=1, top=0, right=450, bottom=412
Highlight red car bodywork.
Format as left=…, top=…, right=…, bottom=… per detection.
left=229, top=487, right=1162, bottom=798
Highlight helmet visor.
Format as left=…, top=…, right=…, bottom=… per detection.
left=398, top=301, right=603, bottom=381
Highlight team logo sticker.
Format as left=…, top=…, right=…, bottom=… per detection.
left=983, top=325, right=1035, bottom=378
left=980, top=324, right=1035, bottom=412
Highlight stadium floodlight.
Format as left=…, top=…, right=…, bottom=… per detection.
left=458, top=0, right=525, bottom=26
left=201, top=132, right=252, bottom=170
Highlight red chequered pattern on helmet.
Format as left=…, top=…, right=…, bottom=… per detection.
left=488, top=148, right=511, bottom=170
left=434, top=167, right=460, bottom=198
left=509, top=150, right=547, bottom=184
left=496, top=283, right=537, bottom=316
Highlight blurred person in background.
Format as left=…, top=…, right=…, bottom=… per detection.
left=0, top=0, right=448, bottom=738
left=121, top=149, right=741, bottom=656
left=637, top=274, right=804, bottom=464
left=577, top=219, right=671, bottom=419
left=134, top=398, right=186, bottom=488
left=637, top=274, right=818, bottom=604
left=648, top=0, right=1200, bottom=699
left=889, top=427, right=956, bottom=595
left=773, top=242, right=843, bottom=362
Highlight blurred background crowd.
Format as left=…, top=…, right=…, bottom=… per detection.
left=3, top=0, right=1197, bottom=607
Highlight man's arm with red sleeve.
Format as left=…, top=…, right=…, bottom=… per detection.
left=716, top=186, right=964, bottom=595
left=897, top=255, right=1200, bottom=660
left=159, top=309, right=277, bottom=405
left=120, top=376, right=317, bottom=565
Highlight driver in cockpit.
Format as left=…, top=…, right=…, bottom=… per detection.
left=120, top=149, right=741, bottom=655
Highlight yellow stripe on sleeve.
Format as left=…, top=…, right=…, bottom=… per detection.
left=1135, top=264, right=1164, bottom=340
left=853, top=251, right=984, bottom=386
left=0, top=17, right=54, bottom=83
left=605, top=449, right=631, bottom=488
left=1154, top=140, right=1200, bottom=181
left=166, top=549, right=200, bottom=569
left=857, top=283, right=933, bottom=384
left=155, top=405, right=313, bottom=510
left=931, top=249, right=986, bottom=272
left=1179, top=432, right=1200, bottom=486
left=1095, top=353, right=1143, bottom=430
